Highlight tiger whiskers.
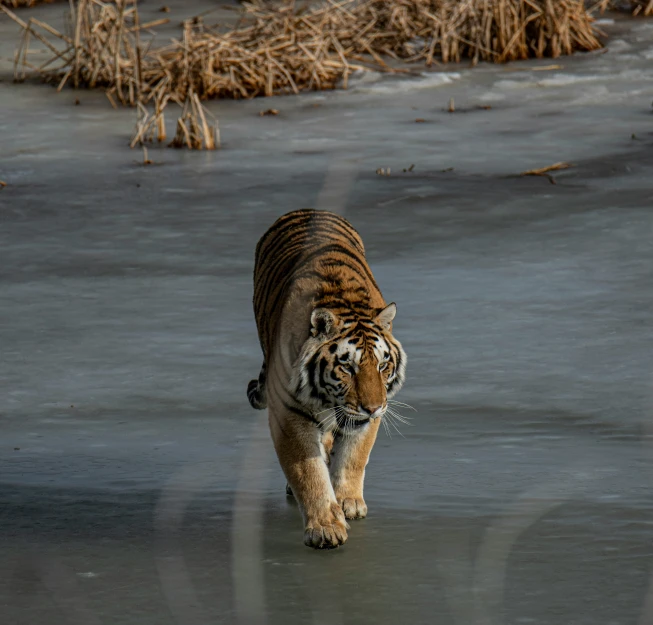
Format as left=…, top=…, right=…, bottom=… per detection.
left=387, top=399, right=417, bottom=412
left=313, top=405, right=345, bottom=431
left=336, top=408, right=356, bottom=433
left=380, top=406, right=413, bottom=439
left=314, top=400, right=412, bottom=435
left=325, top=409, right=345, bottom=430
left=318, top=411, right=339, bottom=430
left=386, top=407, right=412, bottom=426
left=385, top=414, right=404, bottom=438
left=381, top=413, right=392, bottom=438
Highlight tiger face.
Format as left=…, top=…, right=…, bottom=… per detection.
left=294, top=303, right=406, bottom=428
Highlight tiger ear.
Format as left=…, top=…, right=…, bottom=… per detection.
left=375, top=303, right=396, bottom=330
left=310, top=308, right=338, bottom=338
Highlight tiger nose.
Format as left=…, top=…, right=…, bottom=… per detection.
left=360, top=403, right=382, bottom=416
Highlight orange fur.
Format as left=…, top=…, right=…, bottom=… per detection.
left=248, top=209, right=406, bottom=548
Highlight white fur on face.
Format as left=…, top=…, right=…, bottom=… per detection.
left=293, top=326, right=406, bottom=412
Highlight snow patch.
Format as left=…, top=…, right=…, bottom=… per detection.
left=493, top=73, right=609, bottom=92
left=569, top=85, right=610, bottom=106
left=608, top=39, right=632, bottom=53
left=478, top=92, right=506, bottom=102
left=536, top=74, right=605, bottom=87
left=350, top=71, right=461, bottom=94
left=493, top=79, right=530, bottom=90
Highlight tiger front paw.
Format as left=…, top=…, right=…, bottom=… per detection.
left=340, top=497, right=368, bottom=520
left=304, top=503, right=349, bottom=549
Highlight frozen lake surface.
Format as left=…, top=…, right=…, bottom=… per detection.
left=1, top=4, right=653, bottom=624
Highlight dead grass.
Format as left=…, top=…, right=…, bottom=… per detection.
left=520, top=161, right=573, bottom=184
left=354, top=0, right=603, bottom=65
left=1, top=0, right=56, bottom=7
left=0, top=0, right=608, bottom=150
left=169, top=91, right=220, bottom=149
left=130, top=85, right=219, bottom=150
left=129, top=84, right=169, bottom=148
left=596, top=0, right=653, bottom=16
left=2, top=0, right=604, bottom=104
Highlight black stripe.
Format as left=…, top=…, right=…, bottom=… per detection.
left=265, top=243, right=380, bottom=323
left=322, top=381, right=340, bottom=393
left=319, top=356, right=328, bottom=387
left=256, top=210, right=363, bottom=269
left=254, top=243, right=300, bottom=306
left=257, top=223, right=321, bottom=272
left=255, top=212, right=306, bottom=254
left=255, top=234, right=311, bottom=299
left=282, top=400, right=320, bottom=425
left=255, top=227, right=349, bottom=306
left=315, top=249, right=380, bottom=292
left=306, top=353, right=321, bottom=399
left=302, top=213, right=364, bottom=251
left=254, top=245, right=303, bottom=316
left=257, top=235, right=369, bottom=316
left=287, top=210, right=362, bottom=242
left=257, top=241, right=307, bottom=296
left=387, top=346, right=402, bottom=394
left=257, top=215, right=362, bottom=268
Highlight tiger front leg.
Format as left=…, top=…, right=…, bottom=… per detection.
left=330, top=418, right=381, bottom=520
left=269, top=409, right=348, bottom=549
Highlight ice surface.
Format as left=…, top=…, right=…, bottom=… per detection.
left=1, top=5, right=653, bottom=625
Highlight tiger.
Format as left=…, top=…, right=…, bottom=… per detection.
left=247, top=208, right=406, bottom=549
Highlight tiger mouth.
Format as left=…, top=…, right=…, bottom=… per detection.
left=346, top=406, right=386, bottom=419
left=336, top=409, right=384, bottom=427
left=336, top=414, right=371, bottom=429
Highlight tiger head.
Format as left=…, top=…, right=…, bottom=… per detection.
left=294, top=303, right=406, bottom=427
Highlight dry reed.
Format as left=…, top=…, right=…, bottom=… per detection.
left=130, top=84, right=219, bottom=150
left=520, top=161, right=572, bottom=184
left=129, top=81, right=169, bottom=147
left=353, top=0, right=603, bottom=65
left=169, top=91, right=220, bottom=149
left=1, top=0, right=56, bottom=7
left=596, top=0, right=653, bottom=15
left=2, top=0, right=604, bottom=103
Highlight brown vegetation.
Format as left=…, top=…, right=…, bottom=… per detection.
left=1, top=0, right=56, bottom=7
left=0, top=0, right=611, bottom=150
left=2, top=0, right=604, bottom=104
left=597, top=0, right=653, bottom=16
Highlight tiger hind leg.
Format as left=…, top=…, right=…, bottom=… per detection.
left=247, top=362, right=267, bottom=410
